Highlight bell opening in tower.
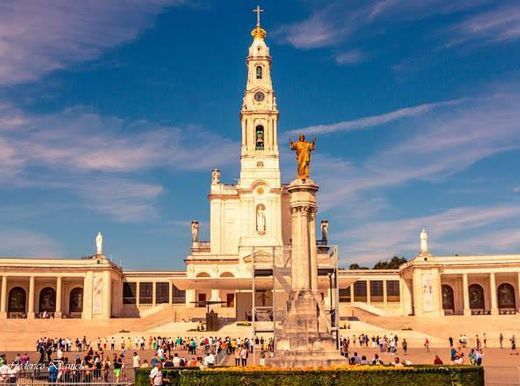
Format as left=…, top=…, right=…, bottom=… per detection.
left=255, top=125, right=265, bottom=150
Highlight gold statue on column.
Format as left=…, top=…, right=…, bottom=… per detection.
left=290, top=134, right=316, bottom=180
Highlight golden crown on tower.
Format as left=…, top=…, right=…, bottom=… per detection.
left=251, top=26, right=267, bottom=39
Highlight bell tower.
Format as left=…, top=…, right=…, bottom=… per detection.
left=239, top=6, right=280, bottom=189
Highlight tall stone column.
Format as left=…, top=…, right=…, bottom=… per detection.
left=0, top=276, right=7, bottom=319
left=270, top=178, right=344, bottom=367
left=27, top=276, right=35, bottom=319
left=490, top=272, right=498, bottom=315
left=462, top=273, right=470, bottom=316
left=55, top=277, right=62, bottom=318
left=366, top=281, right=371, bottom=304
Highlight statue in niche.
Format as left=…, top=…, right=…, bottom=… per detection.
left=191, top=221, right=199, bottom=242
left=321, top=220, right=329, bottom=242
left=256, top=205, right=266, bottom=234
left=211, top=169, right=221, bottom=185
left=289, top=134, right=316, bottom=180
left=95, top=232, right=103, bottom=255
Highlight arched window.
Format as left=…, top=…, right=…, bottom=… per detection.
left=69, top=287, right=83, bottom=313
left=498, top=283, right=516, bottom=310
left=441, top=284, right=454, bottom=310
left=39, top=287, right=56, bottom=313
left=469, top=284, right=485, bottom=310
left=255, top=125, right=264, bottom=150
left=256, top=66, right=262, bottom=79
left=8, top=287, right=26, bottom=313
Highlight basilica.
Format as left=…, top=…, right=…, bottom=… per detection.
left=1, top=17, right=519, bottom=329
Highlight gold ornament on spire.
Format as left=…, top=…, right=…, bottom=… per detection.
left=251, top=26, right=267, bottom=39
left=251, top=5, right=266, bottom=39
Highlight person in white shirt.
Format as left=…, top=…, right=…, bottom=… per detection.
left=0, top=363, right=10, bottom=383
left=149, top=363, right=163, bottom=386
left=172, top=354, right=181, bottom=368
left=132, top=352, right=140, bottom=369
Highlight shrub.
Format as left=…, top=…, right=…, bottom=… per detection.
left=135, top=366, right=483, bottom=386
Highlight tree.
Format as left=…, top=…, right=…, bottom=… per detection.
left=373, top=256, right=407, bottom=269
left=349, top=263, right=369, bottom=270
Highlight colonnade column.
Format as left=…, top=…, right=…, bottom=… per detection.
left=152, top=282, right=157, bottom=306
left=210, top=288, right=220, bottom=302
left=351, top=284, right=355, bottom=303
left=135, top=282, right=141, bottom=308
left=383, top=280, right=388, bottom=306
left=462, top=273, right=470, bottom=316
left=490, top=273, right=498, bottom=315
left=0, top=276, right=7, bottom=318
left=168, top=283, right=173, bottom=305
left=517, top=273, right=520, bottom=313
left=366, top=281, right=371, bottom=304
left=27, top=276, right=35, bottom=319
left=55, top=276, right=62, bottom=318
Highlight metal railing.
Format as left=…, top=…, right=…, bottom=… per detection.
left=8, top=368, right=132, bottom=385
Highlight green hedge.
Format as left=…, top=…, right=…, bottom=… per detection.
left=135, top=366, right=484, bottom=386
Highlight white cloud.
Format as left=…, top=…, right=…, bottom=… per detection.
left=335, top=49, right=367, bottom=65
left=275, top=0, right=492, bottom=50
left=311, top=87, right=520, bottom=214
left=287, top=98, right=463, bottom=137
left=0, top=103, right=238, bottom=222
left=0, top=0, right=185, bottom=85
left=446, top=4, right=520, bottom=47
left=0, top=104, right=237, bottom=176
left=0, top=229, right=65, bottom=257
left=339, top=205, right=520, bottom=264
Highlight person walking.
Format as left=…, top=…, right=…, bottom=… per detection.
left=499, top=333, right=504, bottom=349
left=402, top=339, right=408, bottom=356
left=424, top=338, right=430, bottom=352
left=510, top=335, right=518, bottom=355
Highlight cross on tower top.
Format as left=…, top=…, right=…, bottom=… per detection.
left=253, top=5, right=263, bottom=27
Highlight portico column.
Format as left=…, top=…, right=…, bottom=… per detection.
left=0, top=276, right=7, bottom=318
left=383, top=280, right=387, bottom=306
left=517, top=272, right=520, bottom=313
left=136, top=281, right=140, bottom=308
left=366, top=281, right=371, bottom=304
left=55, top=276, right=62, bottom=318
left=210, top=288, right=220, bottom=302
left=152, top=282, right=157, bottom=306
left=168, top=283, right=173, bottom=305
left=27, top=276, right=35, bottom=319
left=490, top=272, right=498, bottom=315
left=185, top=289, right=196, bottom=308
left=351, top=284, right=355, bottom=303
left=462, top=273, right=470, bottom=316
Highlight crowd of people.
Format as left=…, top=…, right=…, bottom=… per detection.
left=1, top=331, right=519, bottom=384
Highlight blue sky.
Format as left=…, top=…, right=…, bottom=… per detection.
left=0, top=0, right=518, bottom=270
